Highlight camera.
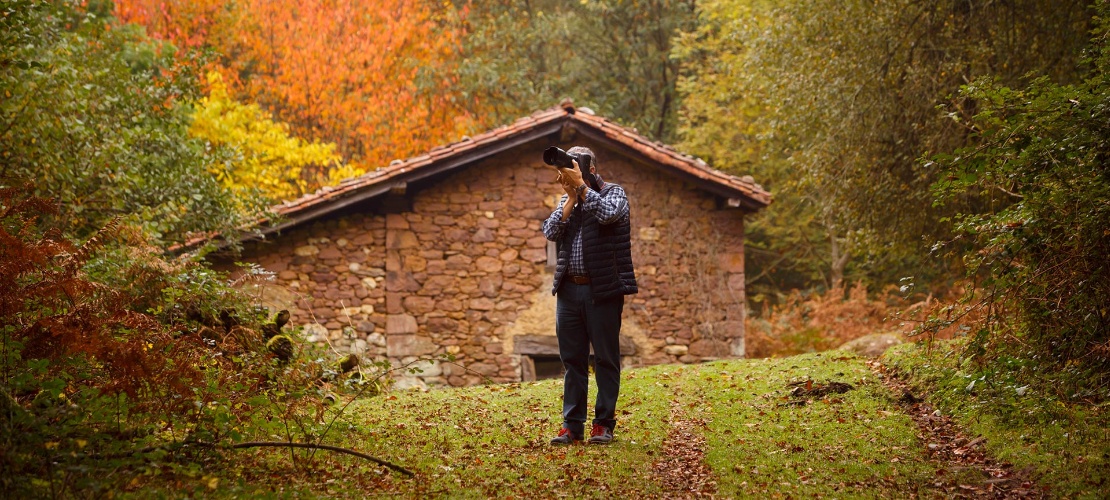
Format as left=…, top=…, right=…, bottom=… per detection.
left=543, top=147, right=600, bottom=191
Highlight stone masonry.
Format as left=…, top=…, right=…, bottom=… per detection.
left=220, top=139, right=749, bottom=388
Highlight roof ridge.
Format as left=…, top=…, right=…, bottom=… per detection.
left=183, top=102, right=769, bottom=250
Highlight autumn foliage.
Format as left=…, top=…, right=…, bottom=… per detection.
left=1, top=187, right=219, bottom=405
left=190, top=71, right=349, bottom=201
left=115, top=0, right=484, bottom=178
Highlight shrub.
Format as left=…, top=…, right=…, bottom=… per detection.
left=927, top=1, right=1110, bottom=400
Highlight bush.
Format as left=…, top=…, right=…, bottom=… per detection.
left=745, top=282, right=901, bottom=357
left=0, top=188, right=375, bottom=496
left=928, top=2, right=1110, bottom=400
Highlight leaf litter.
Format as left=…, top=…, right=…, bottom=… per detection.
left=875, top=360, right=1047, bottom=498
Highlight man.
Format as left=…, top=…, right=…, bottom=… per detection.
left=541, top=146, right=637, bottom=445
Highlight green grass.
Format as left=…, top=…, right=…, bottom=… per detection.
left=189, top=353, right=939, bottom=498
left=339, top=369, right=673, bottom=498
left=123, top=348, right=1107, bottom=498
left=692, top=354, right=934, bottom=497
left=885, top=340, right=1110, bottom=498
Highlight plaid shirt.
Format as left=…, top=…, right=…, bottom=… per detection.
left=542, top=179, right=630, bottom=277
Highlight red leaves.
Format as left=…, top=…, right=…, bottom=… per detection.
left=877, top=362, right=1046, bottom=498
left=1, top=189, right=206, bottom=408
left=652, top=400, right=718, bottom=497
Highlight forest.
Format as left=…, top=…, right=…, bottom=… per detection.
left=2, top=0, right=1108, bottom=496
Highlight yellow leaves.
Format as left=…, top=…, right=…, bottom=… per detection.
left=328, top=163, right=368, bottom=185
left=189, top=72, right=343, bottom=201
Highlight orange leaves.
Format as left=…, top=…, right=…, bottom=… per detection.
left=115, top=0, right=485, bottom=180
left=113, top=0, right=230, bottom=49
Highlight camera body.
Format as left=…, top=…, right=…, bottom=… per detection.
left=543, top=147, right=600, bottom=191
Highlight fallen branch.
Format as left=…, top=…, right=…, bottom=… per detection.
left=53, top=440, right=414, bottom=477
left=221, top=441, right=414, bottom=476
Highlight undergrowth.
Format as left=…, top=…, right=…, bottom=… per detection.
left=745, top=281, right=973, bottom=358
left=885, top=340, right=1110, bottom=498
left=181, top=354, right=941, bottom=498
left=0, top=189, right=393, bottom=497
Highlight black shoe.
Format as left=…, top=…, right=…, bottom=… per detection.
left=588, top=424, right=613, bottom=444
left=550, top=427, right=582, bottom=445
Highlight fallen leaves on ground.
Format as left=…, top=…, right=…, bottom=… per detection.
left=875, top=361, right=1047, bottom=499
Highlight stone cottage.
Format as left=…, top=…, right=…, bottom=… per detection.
left=208, top=101, right=772, bottom=388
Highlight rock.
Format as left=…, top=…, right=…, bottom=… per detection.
left=386, top=230, right=418, bottom=249
left=407, top=359, right=442, bottom=377
left=387, top=334, right=436, bottom=357
left=470, top=298, right=495, bottom=311
left=393, top=377, right=428, bottom=391
left=837, top=333, right=905, bottom=357
left=663, top=345, right=688, bottom=356
left=293, top=245, right=319, bottom=257
left=266, top=335, right=294, bottom=364
left=472, top=227, right=495, bottom=243
left=317, top=247, right=342, bottom=260
left=520, top=248, right=546, bottom=263
left=719, top=252, right=744, bottom=273
left=386, top=314, right=418, bottom=334
left=688, top=339, right=729, bottom=357
left=475, top=256, right=503, bottom=273
left=301, top=323, right=328, bottom=343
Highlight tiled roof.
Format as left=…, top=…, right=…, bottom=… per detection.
left=570, top=109, right=771, bottom=207
left=187, top=101, right=771, bottom=248
left=270, top=105, right=571, bottom=220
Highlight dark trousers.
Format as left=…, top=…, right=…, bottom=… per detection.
left=555, top=281, right=624, bottom=435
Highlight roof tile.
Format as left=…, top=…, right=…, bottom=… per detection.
left=186, top=102, right=770, bottom=249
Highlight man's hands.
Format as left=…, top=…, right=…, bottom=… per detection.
left=557, top=160, right=586, bottom=200
left=560, top=171, right=578, bottom=200
left=555, top=160, right=586, bottom=221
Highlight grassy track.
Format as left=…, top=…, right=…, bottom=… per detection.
left=317, top=352, right=935, bottom=498
left=134, top=349, right=1106, bottom=498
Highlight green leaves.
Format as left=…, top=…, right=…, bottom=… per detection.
left=675, top=0, right=1094, bottom=294
left=449, top=0, right=696, bottom=142
left=928, top=3, right=1110, bottom=398
left=0, top=1, right=266, bottom=248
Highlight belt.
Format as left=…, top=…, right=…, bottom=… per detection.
left=567, top=275, right=590, bottom=285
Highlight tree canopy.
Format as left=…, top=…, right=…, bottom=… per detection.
left=675, top=0, right=1092, bottom=295
left=1, top=0, right=266, bottom=246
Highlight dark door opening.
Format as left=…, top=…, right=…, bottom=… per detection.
left=531, top=355, right=564, bottom=381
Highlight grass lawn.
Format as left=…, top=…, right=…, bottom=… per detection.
left=130, top=349, right=1107, bottom=498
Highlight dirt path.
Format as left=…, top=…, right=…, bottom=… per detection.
left=873, top=360, right=1046, bottom=498
left=650, top=386, right=718, bottom=498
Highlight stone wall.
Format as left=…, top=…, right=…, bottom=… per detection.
left=221, top=139, right=749, bottom=388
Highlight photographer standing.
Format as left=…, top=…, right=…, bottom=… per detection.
left=541, top=146, right=637, bottom=445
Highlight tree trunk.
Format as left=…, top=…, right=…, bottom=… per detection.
left=829, top=229, right=851, bottom=290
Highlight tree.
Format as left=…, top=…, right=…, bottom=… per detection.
left=930, top=2, right=1110, bottom=397
left=190, top=71, right=349, bottom=202
left=115, top=0, right=480, bottom=174
left=673, top=0, right=832, bottom=300
left=1, top=1, right=266, bottom=246
left=450, top=0, right=697, bottom=142
left=675, top=0, right=1092, bottom=294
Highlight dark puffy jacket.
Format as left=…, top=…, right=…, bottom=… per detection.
left=551, top=184, right=638, bottom=301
